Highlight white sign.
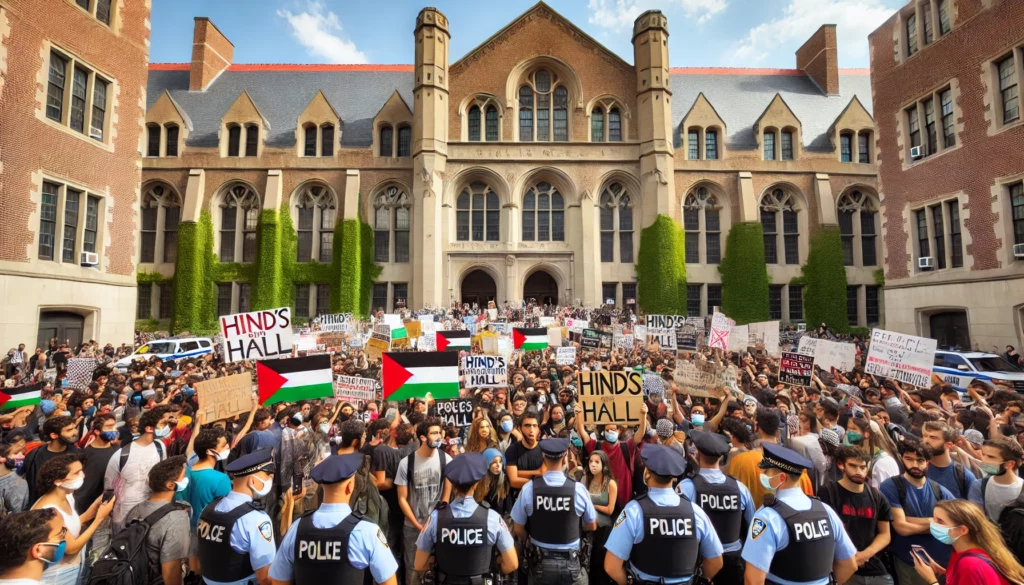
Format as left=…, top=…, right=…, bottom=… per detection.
left=418, top=335, right=436, bottom=351
left=294, top=333, right=317, bottom=351
left=556, top=347, right=577, bottom=366
left=646, top=328, right=676, bottom=350
left=310, top=313, right=352, bottom=333
left=727, top=325, right=749, bottom=352
left=219, top=307, right=294, bottom=363
left=462, top=356, right=508, bottom=388
left=565, top=318, right=589, bottom=332
left=708, top=312, right=733, bottom=350
left=645, top=315, right=688, bottom=329
left=797, top=338, right=857, bottom=372
left=497, top=337, right=512, bottom=357
left=613, top=334, right=634, bottom=350
left=538, top=316, right=555, bottom=327
left=748, top=321, right=781, bottom=357
left=334, top=375, right=377, bottom=402
left=487, top=308, right=498, bottom=321
left=864, top=329, right=938, bottom=388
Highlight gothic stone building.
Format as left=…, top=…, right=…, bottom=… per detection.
left=140, top=4, right=880, bottom=331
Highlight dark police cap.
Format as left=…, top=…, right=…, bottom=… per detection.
left=758, top=442, right=813, bottom=475
left=640, top=443, right=687, bottom=477
left=311, top=453, right=362, bottom=484
left=540, top=437, right=570, bottom=457
left=444, top=452, right=487, bottom=485
left=225, top=448, right=275, bottom=477
left=690, top=431, right=730, bottom=458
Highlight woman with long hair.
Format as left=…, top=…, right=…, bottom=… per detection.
left=848, top=417, right=901, bottom=489
left=465, top=416, right=498, bottom=453
left=585, top=450, right=618, bottom=585
left=473, top=447, right=511, bottom=515
left=914, top=499, right=1024, bottom=585
left=790, top=406, right=827, bottom=480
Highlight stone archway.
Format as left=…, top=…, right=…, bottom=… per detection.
left=461, top=269, right=497, bottom=308
left=523, top=271, right=559, bottom=306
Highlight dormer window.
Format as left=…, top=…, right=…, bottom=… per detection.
left=302, top=123, right=336, bottom=157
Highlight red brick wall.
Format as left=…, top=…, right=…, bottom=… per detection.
left=796, top=25, right=838, bottom=95
left=869, top=0, right=1024, bottom=280
left=0, top=0, right=149, bottom=275
left=190, top=17, right=233, bottom=92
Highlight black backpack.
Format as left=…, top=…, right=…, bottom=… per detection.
left=88, top=502, right=188, bottom=585
left=892, top=475, right=943, bottom=510
left=981, top=476, right=1024, bottom=564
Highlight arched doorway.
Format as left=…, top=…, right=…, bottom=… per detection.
left=461, top=270, right=497, bottom=307
left=929, top=310, right=969, bottom=350
left=37, top=311, right=85, bottom=351
left=524, top=271, right=558, bottom=306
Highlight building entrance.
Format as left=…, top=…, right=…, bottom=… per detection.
left=524, top=271, right=558, bottom=306
left=461, top=270, right=497, bottom=308
left=37, top=311, right=85, bottom=351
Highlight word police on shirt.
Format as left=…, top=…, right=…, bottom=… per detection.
left=794, top=519, right=831, bottom=541
left=441, top=527, right=485, bottom=545
left=698, top=493, right=739, bottom=511
left=536, top=495, right=572, bottom=511
left=648, top=517, right=693, bottom=536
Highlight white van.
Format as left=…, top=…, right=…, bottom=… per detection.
left=114, top=337, right=214, bottom=371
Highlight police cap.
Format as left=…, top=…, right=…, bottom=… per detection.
left=539, top=438, right=569, bottom=458
left=758, top=442, right=812, bottom=475
left=640, top=443, right=687, bottom=477
left=225, top=447, right=276, bottom=478
left=444, top=452, right=487, bottom=485
left=310, top=453, right=362, bottom=484
left=690, top=431, right=730, bottom=458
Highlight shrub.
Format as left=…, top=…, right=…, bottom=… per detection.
left=636, top=214, right=687, bottom=314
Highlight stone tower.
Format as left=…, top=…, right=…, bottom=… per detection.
left=632, top=11, right=675, bottom=225
left=411, top=7, right=450, bottom=308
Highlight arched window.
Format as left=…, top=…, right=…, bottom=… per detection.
left=683, top=186, right=722, bottom=265
left=840, top=132, right=854, bottom=162
left=379, top=125, right=393, bottom=157
left=760, top=188, right=800, bottom=265
left=139, top=183, right=181, bottom=264
left=146, top=123, right=160, bottom=157
left=522, top=182, right=564, bottom=242
left=397, top=126, right=411, bottom=157
left=304, top=124, right=317, bottom=157
left=244, top=124, right=259, bottom=157
left=218, top=184, right=261, bottom=263
left=456, top=182, right=499, bottom=242
left=781, top=129, right=794, bottom=160
left=295, top=184, right=336, bottom=263
left=591, top=107, right=604, bottom=142
left=468, top=106, right=481, bottom=141
left=763, top=129, right=776, bottom=160
left=373, top=186, right=411, bottom=263
left=321, top=124, right=334, bottom=156
left=518, top=69, right=569, bottom=142
left=599, top=183, right=634, bottom=263
left=857, top=130, right=871, bottom=163
left=165, top=123, right=179, bottom=157
left=485, top=106, right=499, bottom=141
left=608, top=108, right=621, bottom=142
left=837, top=190, right=878, bottom=267
left=227, top=124, right=241, bottom=157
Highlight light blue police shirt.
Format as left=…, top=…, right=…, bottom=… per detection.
left=416, top=496, right=515, bottom=554
left=677, top=468, right=756, bottom=553
left=269, top=502, right=398, bottom=584
left=203, top=491, right=278, bottom=585
left=604, top=487, right=724, bottom=584
left=740, top=487, right=857, bottom=585
left=510, top=470, right=596, bottom=550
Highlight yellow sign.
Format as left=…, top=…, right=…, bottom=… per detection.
left=578, top=370, right=644, bottom=424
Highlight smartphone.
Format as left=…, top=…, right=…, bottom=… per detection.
left=102, top=489, right=115, bottom=503
left=910, top=545, right=931, bottom=565
left=292, top=473, right=304, bottom=496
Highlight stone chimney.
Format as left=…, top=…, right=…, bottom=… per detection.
left=189, top=17, right=233, bottom=92
left=796, top=24, right=839, bottom=96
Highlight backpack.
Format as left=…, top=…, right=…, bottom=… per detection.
left=118, top=440, right=165, bottom=472
left=88, top=502, right=188, bottom=585
left=981, top=476, right=1024, bottom=564
left=950, top=461, right=968, bottom=498
left=893, top=475, right=943, bottom=511
left=822, top=480, right=881, bottom=534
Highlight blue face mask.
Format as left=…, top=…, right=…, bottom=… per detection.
left=571, top=435, right=583, bottom=449
left=500, top=420, right=514, bottom=433
left=604, top=431, right=619, bottom=444
left=40, top=541, right=67, bottom=567
left=101, top=431, right=119, bottom=442
left=691, top=413, right=705, bottom=426
left=183, top=387, right=195, bottom=397
left=930, top=522, right=961, bottom=545
left=759, top=473, right=780, bottom=493
left=85, top=406, right=97, bottom=417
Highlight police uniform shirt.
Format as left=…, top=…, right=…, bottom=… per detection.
left=415, top=496, right=515, bottom=554
left=677, top=468, right=756, bottom=553
left=203, top=491, right=277, bottom=585
left=269, top=502, right=398, bottom=584
left=510, top=470, right=596, bottom=549
left=740, top=487, right=857, bottom=585
left=604, top=487, right=724, bottom=584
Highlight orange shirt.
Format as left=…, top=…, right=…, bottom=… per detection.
left=729, top=446, right=814, bottom=508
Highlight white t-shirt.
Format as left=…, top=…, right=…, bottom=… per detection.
left=983, top=475, right=1024, bottom=522
left=104, top=441, right=164, bottom=526
left=0, top=579, right=43, bottom=585
left=395, top=450, right=442, bottom=527
left=869, top=451, right=901, bottom=490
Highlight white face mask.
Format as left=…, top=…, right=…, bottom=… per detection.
left=212, top=449, right=230, bottom=461
left=250, top=476, right=273, bottom=498
left=60, top=476, right=85, bottom=491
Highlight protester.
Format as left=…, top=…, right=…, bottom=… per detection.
left=121, top=456, right=191, bottom=585
left=20, top=416, right=80, bottom=505
left=913, top=499, right=1024, bottom=585
left=394, top=417, right=451, bottom=585
left=0, top=508, right=65, bottom=585
left=0, top=441, right=29, bottom=514
left=105, top=405, right=171, bottom=528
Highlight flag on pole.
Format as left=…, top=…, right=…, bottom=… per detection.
left=257, top=355, right=333, bottom=406
left=435, top=330, right=471, bottom=352
left=0, top=382, right=43, bottom=411
left=382, top=351, right=459, bottom=401
left=513, top=328, right=548, bottom=351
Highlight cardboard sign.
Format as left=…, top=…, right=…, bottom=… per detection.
left=780, top=351, right=815, bottom=386
left=311, top=313, right=352, bottom=332
left=646, top=328, right=676, bottom=350
left=462, top=356, right=507, bottom=388
left=556, top=346, right=577, bottom=365
left=645, top=315, right=688, bottom=329
left=434, top=398, right=473, bottom=428
left=548, top=327, right=563, bottom=348
left=565, top=318, right=589, bottom=332
left=581, top=328, right=602, bottom=349
left=404, top=320, right=422, bottom=340
left=481, top=336, right=498, bottom=355
left=708, top=312, right=733, bottom=350
left=196, top=373, right=255, bottom=422
left=797, top=337, right=856, bottom=372
left=614, top=334, right=634, bottom=350
left=727, top=325, right=749, bottom=352
left=334, top=375, right=377, bottom=402
left=578, top=370, right=644, bottom=424
left=294, top=333, right=317, bottom=352
left=676, top=319, right=704, bottom=351
left=673, top=360, right=729, bottom=398
left=366, top=336, right=389, bottom=361
left=219, top=307, right=294, bottom=363
left=864, top=329, right=937, bottom=388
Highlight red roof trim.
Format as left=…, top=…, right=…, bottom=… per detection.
left=147, top=63, right=871, bottom=76
left=150, top=63, right=190, bottom=70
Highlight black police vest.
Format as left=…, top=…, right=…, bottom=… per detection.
left=293, top=510, right=366, bottom=584
left=197, top=497, right=259, bottom=582
left=691, top=474, right=744, bottom=543
left=631, top=495, right=700, bottom=578
left=768, top=499, right=836, bottom=582
left=527, top=477, right=579, bottom=545
left=434, top=503, right=494, bottom=577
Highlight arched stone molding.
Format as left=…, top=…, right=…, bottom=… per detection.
left=364, top=179, right=415, bottom=224
left=520, top=262, right=571, bottom=304
left=457, top=93, right=506, bottom=142
left=455, top=262, right=507, bottom=305
left=506, top=56, right=584, bottom=141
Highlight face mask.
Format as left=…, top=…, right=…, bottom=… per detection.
left=551, top=416, right=563, bottom=424
left=60, top=434, right=78, bottom=446
left=428, top=438, right=443, bottom=449
left=39, top=541, right=67, bottom=567
left=538, top=395, right=547, bottom=404
left=979, top=461, right=1007, bottom=476
left=571, top=435, right=583, bottom=449
left=60, top=411, right=71, bottom=417
left=154, top=426, right=171, bottom=438
left=319, top=422, right=331, bottom=435
left=101, top=430, right=119, bottom=442
left=250, top=476, right=273, bottom=498
left=174, top=477, right=189, bottom=492
left=85, top=406, right=97, bottom=417
left=3, top=456, right=23, bottom=471
left=846, top=431, right=863, bottom=444
left=293, top=413, right=304, bottom=423
left=885, top=396, right=901, bottom=408
left=500, top=420, right=514, bottom=433
left=691, top=413, right=705, bottom=426
left=60, top=476, right=85, bottom=491
left=759, top=473, right=780, bottom=493
left=930, top=522, right=961, bottom=545
left=604, top=431, right=619, bottom=444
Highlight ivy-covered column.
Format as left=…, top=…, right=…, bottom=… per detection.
left=801, top=226, right=849, bottom=331
left=252, top=170, right=286, bottom=310
left=333, top=171, right=381, bottom=318
left=718, top=222, right=770, bottom=324
left=171, top=170, right=215, bottom=333
left=636, top=215, right=687, bottom=314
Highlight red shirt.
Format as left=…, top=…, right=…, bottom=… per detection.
left=947, top=549, right=1010, bottom=585
left=586, top=436, right=638, bottom=508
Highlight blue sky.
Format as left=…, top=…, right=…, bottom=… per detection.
left=150, top=0, right=905, bottom=68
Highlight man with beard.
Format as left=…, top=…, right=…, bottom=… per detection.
left=921, top=421, right=977, bottom=499
left=879, top=440, right=955, bottom=585
left=820, top=446, right=893, bottom=585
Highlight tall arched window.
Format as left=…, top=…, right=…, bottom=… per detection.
left=146, top=123, right=160, bottom=157
left=304, top=124, right=317, bottom=156
left=295, top=184, right=336, bottom=263
left=522, top=182, right=564, bottom=242
left=227, top=124, right=241, bottom=157
left=468, top=106, right=482, bottom=141
left=373, top=186, right=411, bottom=263
left=837, top=190, right=878, bottom=267
left=397, top=126, right=411, bottom=157
left=320, top=124, right=334, bottom=156
left=518, top=69, right=569, bottom=142
left=591, top=108, right=604, bottom=142
left=244, top=124, right=259, bottom=157
left=218, top=184, right=260, bottom=263
left=139, top=183, right=181, bottom=264
left=456, top=182, right=499, bottom=242
left=165, top=123, right=179, bottom=157
left=683, top=186, right=722, bottom=265
left=379, top=125, right=393, bottom=157
left=599, top=183, right=634, bottom=263
left=760, top=188, right=800, bottom=265
left=485, top=106, right=499, bottom=141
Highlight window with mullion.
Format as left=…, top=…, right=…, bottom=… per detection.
left=924, top=98, right=937, bottom=155
left=592, top=108, right=605, bottom=142
left=320, top=206, right=335, bottom=262
left=468, top=106, right=481, bottom=141
left=688, top=129, right=700, bottom=160
left=907, top=107, right=921, bottom=150
left=1011, top=182, right=1024, bottom=247
left=46, top=53, right=67, bottom=122
left=684, top=207, right=700, bottom=264
left=140, top=203, right=157, bottom=263
left=705, top=130, right=717, bottom=160
left=379, top=126, right=393, bottom=156
left=839, top=210, right=855, bottom=265
left=608, top=108, right=621, bottom=142
left=375, top=201, right=390, bottom=261
left=519, top=87, right=533, bottom=141
left=372, top=283, right=388, bottom=313
left=316, top=284, right=330, bottom=316
left=245, top=125, right=259, bottom=157
left=297, top=206, right=314, bottom=262
left=847, top=286, right=859, bottom=326
left=600, top=203, right=613, bottom=263
left=783, top=209, right=799, bottom=264
left=137, top=283, right=152, bottom=320
left=69, top=67, right=88, bottom=133
left=553, top=87, right=569, bottom=141
left=304, top=125, right=317, bottom=156
left=397, top=127, right=411, bottom=156
left=216, top=283, right=233, bottom=317
left=62, top=189, right=81, bottom=263
left=687, top=285, right=702, bottom=317
left=706, top=284, right=722, bottom=314
left=860, top=209, right=877, bottom=267
left=238, top=283, right=251, bottom=313
left=321, top=125, right=334, bottom=156
left=622, top=283, right=636, bottom=306
left=165, top=124, right=179, bottom=157
left=866, top=286, right=880, bottom=326
left=39, top=182, right=59, bottom=260
left=781, top=131, right=794, bottom=160
left=840, top=134, right=852, bottom=162
left=789, top=285, right=804, bottom=322
left=907, top=13, right=918, bottom=56
left=163, top=204, right=180, bottom=263
left=90, top=78, right=107, bottom=141
left=763, top=131, right=776, bottom=160
left=602, top=283, right=617, bottom=305
left=158, top=283, right=173, bottom=319
left=472, top=195, right=484, bottom=241
left=294, top=284, right=310, bottom=319
left=242, top=207, right=258, bottom=262
left=536, top=73, right=550, bottom=141
left=84, top=196, right=99, bottom=256
left=761, top=209, right=778, bottom=264
left=227, top=125, right=241, bottom=157
left=999, top=55, right=1019, bottom=124
left=146, top=124, right=161, bottom=157
left=947, top=201, right=962, bottom=268
left=916, top=209, right=930, bottom=261
left=706, top=209, right=721, bottom=264
left=395, top=207, right=410, bottom=263
left=858, top=133, right=870, bottom=163
left=484, top=107, right=499, bottom=141
left=940, top=89, right=955, bottom=147
left=769, top=285, right=783, bottom=320
left=932, top=204, right=946, bottom=269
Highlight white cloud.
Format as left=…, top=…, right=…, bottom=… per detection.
left=588, top=0, right=727, bottom=31
left=731, top=0, right=894, bottom=65
left=277, top=1, right=368, bottom=64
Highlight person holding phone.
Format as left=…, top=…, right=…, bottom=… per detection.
left=912, top=499, right=1024, bottom=585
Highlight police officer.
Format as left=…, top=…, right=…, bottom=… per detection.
left=677, top=432, right=755, bottom=585
left=510, top=437, right=596, bottom=585
left=604, top=443, right=724, bottom=585
left=414, top=452, right=518, bottom=583
left=198, top=448, right=278, bottom=585
left=741, top=443, right=858, bottom=585
left=269, top=453, right=398, bottom=585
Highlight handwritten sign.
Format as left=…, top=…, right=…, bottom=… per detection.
left=779, top=352, right=814, bottom=386
left=727, top=325, right=749, bottom=353
left=578, top=370, right=644, bottom=424
left=674, top=360, right=729, bottom=398
left=646, top=328, right=677, bottom=350
left=196, top=374, right=254, bottom=422
left=749, top=321, right=781, bottom=357
left=556, top=347, right=576, bottom=365
left=565, top=318, right=589, bottom=332
left=434, top=398, right=473, bottom=428
left=404, top=320, right=422, bottom=340
left=797, top=338, right=856, bottom=372
left=614, top=334, right=634, bottom=350
left=219, top=308, right=293, bottom=363
left=366, top=336, right=389, bottom=362
left=311, top=313, right=352, bottom=332
left=334, top=375, right=377, bottom=402
left=547, top=327, right=563, bottom=348
left=581, top=328, right=602, bottom=350
left=864, top=329, right=937, bottom=388
left=462, top=356, right=507, bottom=388
left=645, top=315, right=688, bottom=329
left=708, top=312, right=733, bottom=350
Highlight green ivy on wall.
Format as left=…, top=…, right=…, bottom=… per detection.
left=136, top=270, right=171, bottom=285
left=636, top=214, right=687, bottom=314
left=801, top=225, right=849, bottom=333
left=333, top=218, right=381, bottom=318
left=718, top=222, right=770, bottom=324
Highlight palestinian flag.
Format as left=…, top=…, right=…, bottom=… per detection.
left=382, top=351, right=459, bottom=401
left=383, top=314, right=407, bottom=340
left=435, top=330, right=471, bottom=351
left=0, top=382, right=43, bottom=411
left=257, top=355, right=333, bottom=406
left=513, top=328, right=548, bottom=351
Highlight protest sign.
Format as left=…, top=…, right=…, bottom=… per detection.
left=634, top=325, right=646, bottom=343
left=779, top=352, right=815, bottom=386
left=366, top=331, right=389, bottom=361
left=614, top=334, right=634, bottom=350
left=418, top=334, right=437, bottom=352
left=434, top=398, right=473, bottom=428
left=797, top=337, right=856, bottom=372
left=310, top=313, right=352, bottom=333
left=748, top=321, right=781, bottom=357
left=219, top=308, right=294, bottom=363
left=728, top=325, right=749, bottom=353
left=646, top=328, right=677, bottom=350
left=599, top=331, right=613, bottom=349
left=581, top=328, right=602, bottom=350
left=673, top=360, right=729, bottom=398
left=565, top=318, right=589, bottom=332
left=462, top=356, right=507, bottom=387
left=404, top=320, right=422, bottom=340
left=708, top=312, right=732, bottom=350
left=547, top=327, right=562, bottom=348
left=481, top=336, right=498, bottom=355
left=645, top=315, right=688, bottom=330
left=556, top=346, right=577, bottom=365
left=864, top=329, right=937, bottom=388
left=578, top=370, right=644, bottom=424
left=539, top=316, right=555, bottom=327
left=487, top=308, right=498, bottom=321
left=196, top=373, right=255, bottom=422
left=333, top=375, right=377, bottom=402
left=497, top=337, right=512, bottom=357
left=676, top=319, right=705, bottom=351
left=294, top=333, right=317, bottom=352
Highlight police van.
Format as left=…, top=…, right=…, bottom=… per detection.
left=114, top=337, right=214, bottom=371
left=932, top=350, right=1024, bottom=392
